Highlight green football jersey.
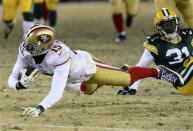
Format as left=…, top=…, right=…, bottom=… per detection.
left=144, top=29, right=193, bottom=73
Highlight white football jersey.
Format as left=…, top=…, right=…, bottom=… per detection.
left=8, top=40, right=96, bottom=110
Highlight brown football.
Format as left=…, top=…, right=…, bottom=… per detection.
left=18, top=67, right=36, bottom=80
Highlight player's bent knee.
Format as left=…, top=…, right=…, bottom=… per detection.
left=46, top=2, right=58, bottom=11
left=176, top=0, right=193, bottom=9
left=80, top=83, right=101, bottom=95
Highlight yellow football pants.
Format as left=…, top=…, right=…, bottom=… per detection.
left=3, top=0, right=33, bottom=21
left=154, top=0, right=193, bottom=29
left=34, top=0, right=59, bottom=11
left=82, top=57, right=131, bottom=95
left=178, top=57, right=193, bottom=96
left=87, top=66, right=131, bottom=86
left=110, top=0, right=140, bottom=16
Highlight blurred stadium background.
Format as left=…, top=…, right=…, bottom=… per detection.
left=0, top=0, right=150, bottom=3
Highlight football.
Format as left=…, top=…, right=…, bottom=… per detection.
left=18, top=66, right=36, bottom=80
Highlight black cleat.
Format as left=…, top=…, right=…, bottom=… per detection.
left=157, top=65, right=184, bottom=87
left=4, top=25, right=13, bottom=39
left=127, top=88, right=137, bottom=95
left=115, top=34, right=126, bottom=43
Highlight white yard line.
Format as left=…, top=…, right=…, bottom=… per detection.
left=0, top=122, right=143, bottom=131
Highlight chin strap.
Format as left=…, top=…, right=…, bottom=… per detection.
left=164, top=32, right=178, bottom=39
left=163, top=32, right=182, bottom=44
left=23, top=50, right=32, bottom=57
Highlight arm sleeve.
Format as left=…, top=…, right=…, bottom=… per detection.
left=38, top=60, right=70, bottom=110
left=129, top=49, right=154, bottom=90
left=7, top=55, right=26, bottom=90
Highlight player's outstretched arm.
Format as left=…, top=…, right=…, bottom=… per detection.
left=8, top=54, right=27, bottom=90
left=118, top=49, right=154, bottom=95
left=22, top=60, right=70, bottom=117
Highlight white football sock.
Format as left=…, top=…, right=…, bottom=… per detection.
left=23, top=21, right=34, bottom=33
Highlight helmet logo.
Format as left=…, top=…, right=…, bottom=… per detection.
left=37, top=34, right=51, bottom=43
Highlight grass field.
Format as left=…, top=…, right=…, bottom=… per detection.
left=0, top=1, right=193, bottom=131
